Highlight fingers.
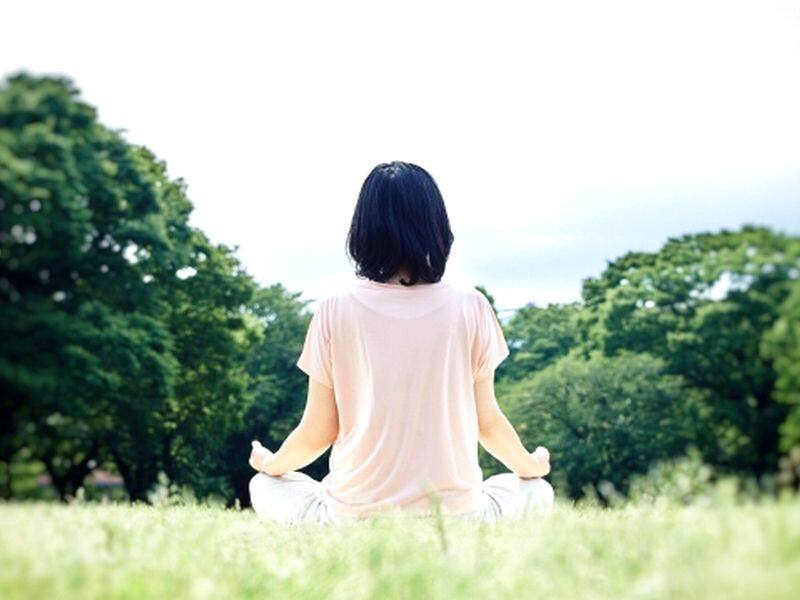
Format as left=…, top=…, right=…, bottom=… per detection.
left=249, top=441, right=263, bottom=471
left=248, top=441, right=276, bottom=473
left=530, top=446, right=551, bottom=477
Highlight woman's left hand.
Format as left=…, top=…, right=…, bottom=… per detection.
left=249, top=440, right=275, bottom=473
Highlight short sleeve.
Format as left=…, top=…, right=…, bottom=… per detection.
left=472, top=294, right=510, bottom=383
left=296, top=301, right=334, bottom=389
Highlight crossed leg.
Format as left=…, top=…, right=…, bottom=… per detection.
left=481, top=472, right=555, bottom=519
left=515, top=476, right=555, bottom=516
left=249, top=470, right=555, bottom=525
left=249, top=471, right=329, bottom=525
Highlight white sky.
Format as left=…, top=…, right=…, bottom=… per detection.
left=3, top=0, right=799, bottom=314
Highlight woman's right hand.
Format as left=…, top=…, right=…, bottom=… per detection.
left=523, top=446, right=550, bottom=478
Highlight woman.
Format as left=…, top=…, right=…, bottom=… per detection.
left=248, top=161, right=554, bottom=525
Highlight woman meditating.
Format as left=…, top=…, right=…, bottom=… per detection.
left=248, top=161, right=554, bottom=525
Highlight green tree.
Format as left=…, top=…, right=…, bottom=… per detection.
left=159, top=232, right=257, bottom=500
left=503, top=302, right=581, bottom=379
left=0, top=73, right=257, bottom=502
left=0, top=73, right=179, bottom=499
left=506, top=352, right=701, bottom=499
left=762, top=279, right=800, bottom=452
left=580, top=226, right=800, bottom=475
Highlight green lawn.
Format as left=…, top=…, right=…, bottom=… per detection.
left=1, top=498, right=799, bottom=599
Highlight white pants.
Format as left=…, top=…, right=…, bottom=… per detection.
left=248, top=470, right=555, bottom=526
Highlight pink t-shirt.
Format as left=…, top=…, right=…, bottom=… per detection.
left=296, top=276, right=510, bottom=517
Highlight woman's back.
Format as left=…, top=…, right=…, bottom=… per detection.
left=297, top=276, right=510, bottom=517
left=248, top=161, right=552, bottom=525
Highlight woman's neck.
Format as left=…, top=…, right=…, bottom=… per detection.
left=386, top=268, right=412, bottom=285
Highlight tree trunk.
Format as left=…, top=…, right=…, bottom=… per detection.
left=0, top=460, right=11, bottom=499
left=754, top=389, right=787, bottom=476
left=112, top=449, right=156, bottom=503
left=43, top=444, right=97, bottom=501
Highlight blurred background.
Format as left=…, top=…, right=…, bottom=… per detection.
left=1, top=0, right=799, bottom=506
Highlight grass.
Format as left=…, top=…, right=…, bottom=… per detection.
left=1, top=497, right=799, bottom=599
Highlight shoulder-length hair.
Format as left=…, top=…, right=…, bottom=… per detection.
left=346, top=161, right=454, bottom=286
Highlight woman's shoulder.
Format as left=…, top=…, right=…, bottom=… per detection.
left=317, top=276, right=486, bottom=313
left=445, top=279, right=491, bottom=307
left=314, top=281, right=356, bottom=313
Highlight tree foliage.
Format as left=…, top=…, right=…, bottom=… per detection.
left=506, top=352, right=702, bottom=497
left=577, top=227, right=800, bottom=475
left=502, top=302, right=581, bottom=379
left=0, top=73, right=259, bottom=501
left=0, top=74, right=179, bottom=498
left=762, top=280, right=800, bottom=452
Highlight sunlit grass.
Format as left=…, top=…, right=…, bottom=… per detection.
left=1, top=497, right=799, bottom=599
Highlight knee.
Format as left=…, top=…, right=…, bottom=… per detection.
left=484, top=472, right=520, bottom=489
left=249, top=473, right=274, bottom=516
left=518, top=477, right=555, bottom=511
left=249, top=472, right=267, bottom=492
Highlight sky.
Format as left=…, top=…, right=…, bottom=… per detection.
left=2, top=0, right=799, bottom=315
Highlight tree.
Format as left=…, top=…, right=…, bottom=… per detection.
left=503, top=302, right=581, bottom=379
left=158, top=232, right=257, bottom=500
left=0, top=73, right=178, bottom=499
left=762, top=279, right=800, bottom=452
left=579, top=226, right=800, bottom=475
left=505, top=352, right=702, bottom=499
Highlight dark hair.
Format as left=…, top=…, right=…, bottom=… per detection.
left=346, top=161, right=454, bottom=286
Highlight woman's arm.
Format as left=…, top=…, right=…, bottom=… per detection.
left=250, top=377, right=339, bottom=476
left=474, top=377, right=550, bottom=478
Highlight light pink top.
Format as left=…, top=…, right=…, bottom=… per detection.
left=296, top=276, right=510, bottom=517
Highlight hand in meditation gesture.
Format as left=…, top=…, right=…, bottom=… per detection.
left=249, top=440, right=275, bottom=474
